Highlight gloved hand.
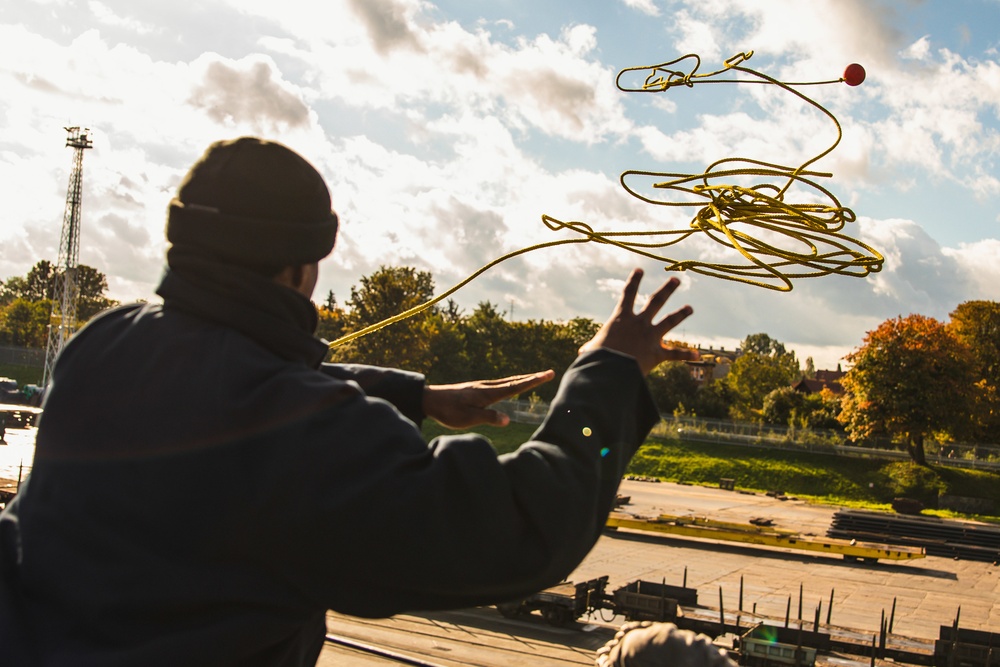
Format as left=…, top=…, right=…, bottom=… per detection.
left=595, top=621, right=737, bottom=667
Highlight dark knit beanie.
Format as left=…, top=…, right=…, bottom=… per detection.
left=166, top=137, right=338, bottom=267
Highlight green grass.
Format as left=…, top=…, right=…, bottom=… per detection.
left=0, top=363, right=43, bottom=387
left=422, top=421, right=1000, bottom=519
left=423, top=420, right=539, bottom=455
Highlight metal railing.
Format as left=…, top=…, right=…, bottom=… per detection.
left=0, top=346, right=44, bottom=368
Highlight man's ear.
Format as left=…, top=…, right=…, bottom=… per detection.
left=272, top=265, right=296, bottom=289
left=272, top=265, right=304, bottom=291
left=273, top=263, right=319, bottom=299
left=290, top=265, right=305, bottom=289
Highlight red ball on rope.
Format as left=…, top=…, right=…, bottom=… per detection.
left=843, top=63, right=866, bottom=86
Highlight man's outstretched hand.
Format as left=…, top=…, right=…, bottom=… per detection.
left=423, top=269, right=692, bottom=427
left=579, top=269, right=697, bottom=376
left=423, top=370, right=556, bottom=429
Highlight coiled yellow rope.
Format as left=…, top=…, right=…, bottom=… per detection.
left=330, top=51, right=883, bottom=348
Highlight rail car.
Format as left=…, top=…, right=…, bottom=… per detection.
left=495, top=576, right=698, bottom=627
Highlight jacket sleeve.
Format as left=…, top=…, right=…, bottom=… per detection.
left=276, top=348, right=659, bottom=617
left=318, top=363, right=426, bottom=424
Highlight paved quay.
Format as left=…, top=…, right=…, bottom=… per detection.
left=576, top=480, right=999, bottom=639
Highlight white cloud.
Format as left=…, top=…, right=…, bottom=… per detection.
left=902, top=36, right=932, bottom=61
left=88, top=1, right=154, bottom=34
left=656, top=3, right=996, bottom=168
left=941, top=239, right=1000, bottom=299
left=672, top=10, right=723, bottom=63
left=621, top=0, right=661, bottom=17
left=0, top=0, right=996, bottom=371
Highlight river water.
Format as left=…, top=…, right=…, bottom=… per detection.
left=0, top=426, right=35, bottom=482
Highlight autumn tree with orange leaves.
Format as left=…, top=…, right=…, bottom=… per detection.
left=948, top=301, right=1000, bottom=441
left=839, top=314, right=977, bottom=465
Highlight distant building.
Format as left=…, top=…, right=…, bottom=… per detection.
left=792, top=365, right=846, bottom=395
left=684, top=345, right=740, bottom=387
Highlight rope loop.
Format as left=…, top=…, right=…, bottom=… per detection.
left=329, top=52, right=883, bottom=348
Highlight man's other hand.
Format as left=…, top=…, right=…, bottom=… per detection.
left=579, top=269, right=697, bottom=376
left=423, top=370, right=555, bottom=429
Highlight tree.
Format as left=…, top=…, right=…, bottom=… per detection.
left=323, top=290, right=338, bottom=311
left=761, top=386, right=842, bottom=429
left=1, top=260, right=56, bottom=304
left=948, top=301, right=1000, bottom=440
left=725, top=334, right=799, bottom=420
left=839, top=314, right=977, bottom=464
left=647, top=361, right=699, bottom=414
left=761, top=386, right=807, bottom=426
left=0, top=261, right=117, bottom=321
left=74, top=265, right=118, bottom=320
left=687, top=381, right=734, bottom=419
left=800, top=389, right=843, bottom=430
left=742, top=332, right=794, bottom=359
left=562, top=317, right=600, bottom=349
left=425, top=311, right=469, bottom=385
left=803, top=357, right=816, bottom=380
left=459, top=302, right=511, bottom=380
left=950, top=301, right=1000, bottom=381
left=338, top=266, right=437, bottom=371
left=0, top=298, right=52, bottom=348
left=315, top=302, right=349, bottom=346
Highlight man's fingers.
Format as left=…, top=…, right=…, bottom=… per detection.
left=654, top=305, right=694, bottom=336
left=512, top=369, right=555, bottom=391
left=640, top=277, right=680, bottom=321
left=478, top=370, right=554, bottom=388
left=490, top=410, right=511, bottom=427
left=616, top=268, right=643, bottom=314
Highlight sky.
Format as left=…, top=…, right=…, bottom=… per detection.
left=1, top=0, right=998, bottom=370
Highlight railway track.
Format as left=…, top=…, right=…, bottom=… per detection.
left=323, top=608, right=611, bottom=666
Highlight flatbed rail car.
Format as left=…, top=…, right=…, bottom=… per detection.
left=496, top=576, right=610, bottom=627
left=606, top=513, right=926, bottom=563
left=495, top=577, right=699, bottom=627
left=611, top=579, right=698, bottom=622
left=935, top=626, right=1000, bottom=667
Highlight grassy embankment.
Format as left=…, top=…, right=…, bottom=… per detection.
left=422, top=420, right=1000, bottom=520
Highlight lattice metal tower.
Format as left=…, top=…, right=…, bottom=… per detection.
left=43, top=127, right=93, bottom=387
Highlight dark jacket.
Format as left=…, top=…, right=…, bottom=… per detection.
left=0, top=263, right=658, bottom=666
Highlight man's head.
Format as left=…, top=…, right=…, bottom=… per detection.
left=166, top=137, right=338, bottom=280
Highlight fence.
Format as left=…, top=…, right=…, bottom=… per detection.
left=0, top=346, right=44, bottom=368
left=500, top=400, right=1000, bottom=471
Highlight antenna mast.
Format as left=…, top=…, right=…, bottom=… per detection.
left=43, top=127, right=93, bottom=387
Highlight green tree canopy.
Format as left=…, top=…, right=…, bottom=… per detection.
left=742, top=332, right=793, bottom=359
left=839, top=314, right=977, bottom=464
left=647, top=361, right=699, bottom=414
left=0, top=298, right=52, bottom=347
left=761, top=386, right=842, bottom=429
left=761, top=386, right=807, bottom=426
left=0, top=261, right=118, bottom=347
left=459, top=301, right=512, bottom=381
left=724, top=334, right=799, bottom=420
left=74, top=265, right=117, bottom=320
left=1, top=260, right=56, bottom=305
left=337, top=266, right=437, bottom=371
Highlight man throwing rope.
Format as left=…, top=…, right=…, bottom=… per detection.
left=0, top=137, right=696, bottom=666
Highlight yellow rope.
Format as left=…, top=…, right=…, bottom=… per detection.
left=329, top=51, right=883, bottom=348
